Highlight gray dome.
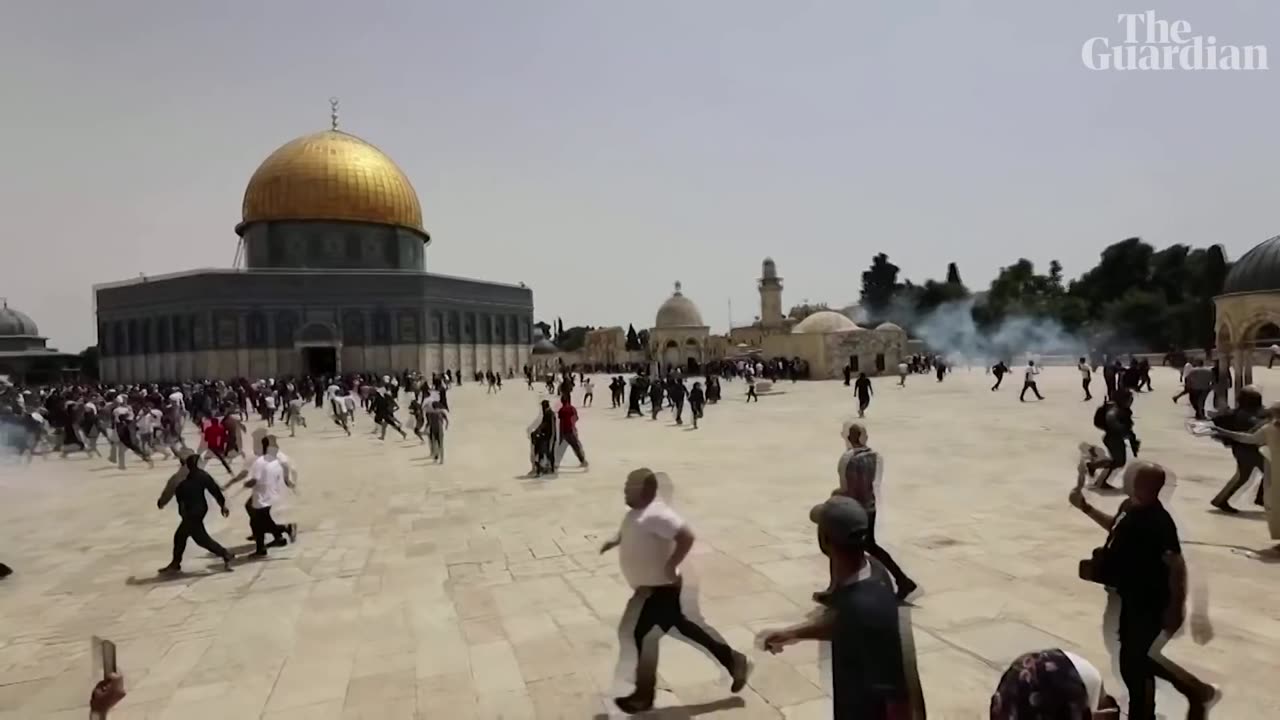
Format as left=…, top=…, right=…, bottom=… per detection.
left=530, top=328, right=557, bottom=355
left=0, top=301, right=39, bottom=337
left=1222, top=235, right=1280, bottom=294
left=793, top=311, right=860, bottom=334
left=655, top=282, right=705, bottom=328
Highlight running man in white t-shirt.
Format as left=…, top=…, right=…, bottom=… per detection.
left=1020, top=360, right=1044, bottom=402
left=1077, top=356, right=1093, bottom=401
left=242, top=435, right=296, bottom=557
left=600, top=468, right=750, bottom=714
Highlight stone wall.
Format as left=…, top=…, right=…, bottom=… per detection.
left=241, top=220, right=426, bottom=271
left=95, top=269, right=533, bottom=383
left=100, top=343, right=527, bottom=383
left=823, top=329, right=905, bottom=378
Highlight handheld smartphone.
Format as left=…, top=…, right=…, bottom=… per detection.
left=92, top=636, right=117, bottom=679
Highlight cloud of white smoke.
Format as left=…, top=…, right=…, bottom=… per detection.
left=900, top=298, right=1088, bottom=363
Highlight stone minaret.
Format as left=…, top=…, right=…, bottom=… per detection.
left=758, top=257, right=784, bottom=328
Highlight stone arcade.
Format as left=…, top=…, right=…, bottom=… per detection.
left=95, top=121, right=533, bottom=383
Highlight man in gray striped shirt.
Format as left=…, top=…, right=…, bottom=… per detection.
left=815, top=423, right=918, bottom=604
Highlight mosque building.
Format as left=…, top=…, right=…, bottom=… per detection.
left=0, top=299, right=80, bottom=385
left=94, top=108, right=534, bottom=383
left=645, top=258, right=907, bottom=378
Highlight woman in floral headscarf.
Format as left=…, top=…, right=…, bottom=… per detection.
left=990, top=648, right=1118, bottom=719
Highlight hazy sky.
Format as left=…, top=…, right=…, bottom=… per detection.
left=2, top=1, right=1278, bottom=351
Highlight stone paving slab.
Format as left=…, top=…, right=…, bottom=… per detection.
left=1, top=367, right=1278, bottom=718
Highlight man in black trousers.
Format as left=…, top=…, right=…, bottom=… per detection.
left=157, top=453, right=234, bottom=573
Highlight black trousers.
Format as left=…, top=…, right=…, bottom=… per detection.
left=1118, top=597, right=1200, bottom=720
left=248, top=504, right=287, bottom=553
left=865, top=511, right=912, bottom=591
left=991, top=373, right=1004, bottom=390
left=1213, top=450, right=1266, bottom=507
left=557, top=430, right=586, bottom=464
left=1188, top=389, right=1208, bottom=420
left=172, top=512, right=229, bottom=566
left=1082, top=377, right=1093, bottom=399
left=628, top=583, right=735, bottom=701
left=1020, top=380, right=1043, bottom=401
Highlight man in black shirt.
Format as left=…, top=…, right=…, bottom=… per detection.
left=667, top=377, right=687, bottom=425
left=1086, top=389, right=1139, bottom=490
left=1210, top=385, right=1267, bottom=513
left=854, top=372, right=873, bottom=418
left=157, top=453, right=234, bottom=573
left=762, top=497, right=921, bottom=720
left=1069, top=463, right=1215, bottom=719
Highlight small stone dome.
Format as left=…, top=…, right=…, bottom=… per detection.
left=875, top=322, right=905, bottom=333
left=1222, top=235, right=1280, bottom=295
left=655, top=282, right=705, bottom=328
left=793, top=311, right=860, bottom=334
left=0, top=300, right=40, bottom=337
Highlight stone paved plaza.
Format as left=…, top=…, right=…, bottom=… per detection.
left=1, top=367, right=1277, bottom=719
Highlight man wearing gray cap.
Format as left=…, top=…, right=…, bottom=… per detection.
left=763, top=497, right=920, bottom=720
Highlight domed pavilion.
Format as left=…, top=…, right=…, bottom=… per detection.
left=0, top=299, right=79, bottom=385
left=93, top=108, right=534, bottom=382
left=650, top=282, right=711, bottom=371
left=1214, top=234, right=1280, bottom=391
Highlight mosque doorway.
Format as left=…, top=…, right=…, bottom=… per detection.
left=302, top=346, right=337, bottom=376
left=296, top=322, right=341, bottom=376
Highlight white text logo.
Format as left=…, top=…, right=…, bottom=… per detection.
left=1082, top=11, right=1267, bottom=71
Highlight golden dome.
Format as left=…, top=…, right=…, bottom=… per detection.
left=239, top=130, right=426, bottom=237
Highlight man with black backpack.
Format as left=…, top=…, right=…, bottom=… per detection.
left=1085, top=389, right=1139, bottom=490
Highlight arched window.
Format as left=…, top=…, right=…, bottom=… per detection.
left=247, top=312, right=267, bottom=348
left=427, top=311, right=441, bottom=343
left=398, top=310, right=419, bottom=344
left=372, top=309, right=392, bottom=344
left=157, top=317, right=172, bottom=353
left=342, top=311, right=365, bottom=346
left=277, top=311, right=300, bottom=348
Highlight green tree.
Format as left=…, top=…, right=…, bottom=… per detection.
left=945, top=262, right=963, bottom=286
left=625, top=324, right=640, bottom=351
left=78, top=345, right=100, bottom=380
left=534, top=320, right=551, bottom=339
left=1105, top=289, right=1171, bottom=350
left=555, top=326, right=592, bottom=352
left=859, top=253, right=901, bottom=314
left=1069, top=237, right=1155, bottom=314
left=636, top=329, right=650, bottom=349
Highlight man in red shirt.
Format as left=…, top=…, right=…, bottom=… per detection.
left=556, top=398, right=588, bottom=470
left=200, top=417, right=234, bottom=474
